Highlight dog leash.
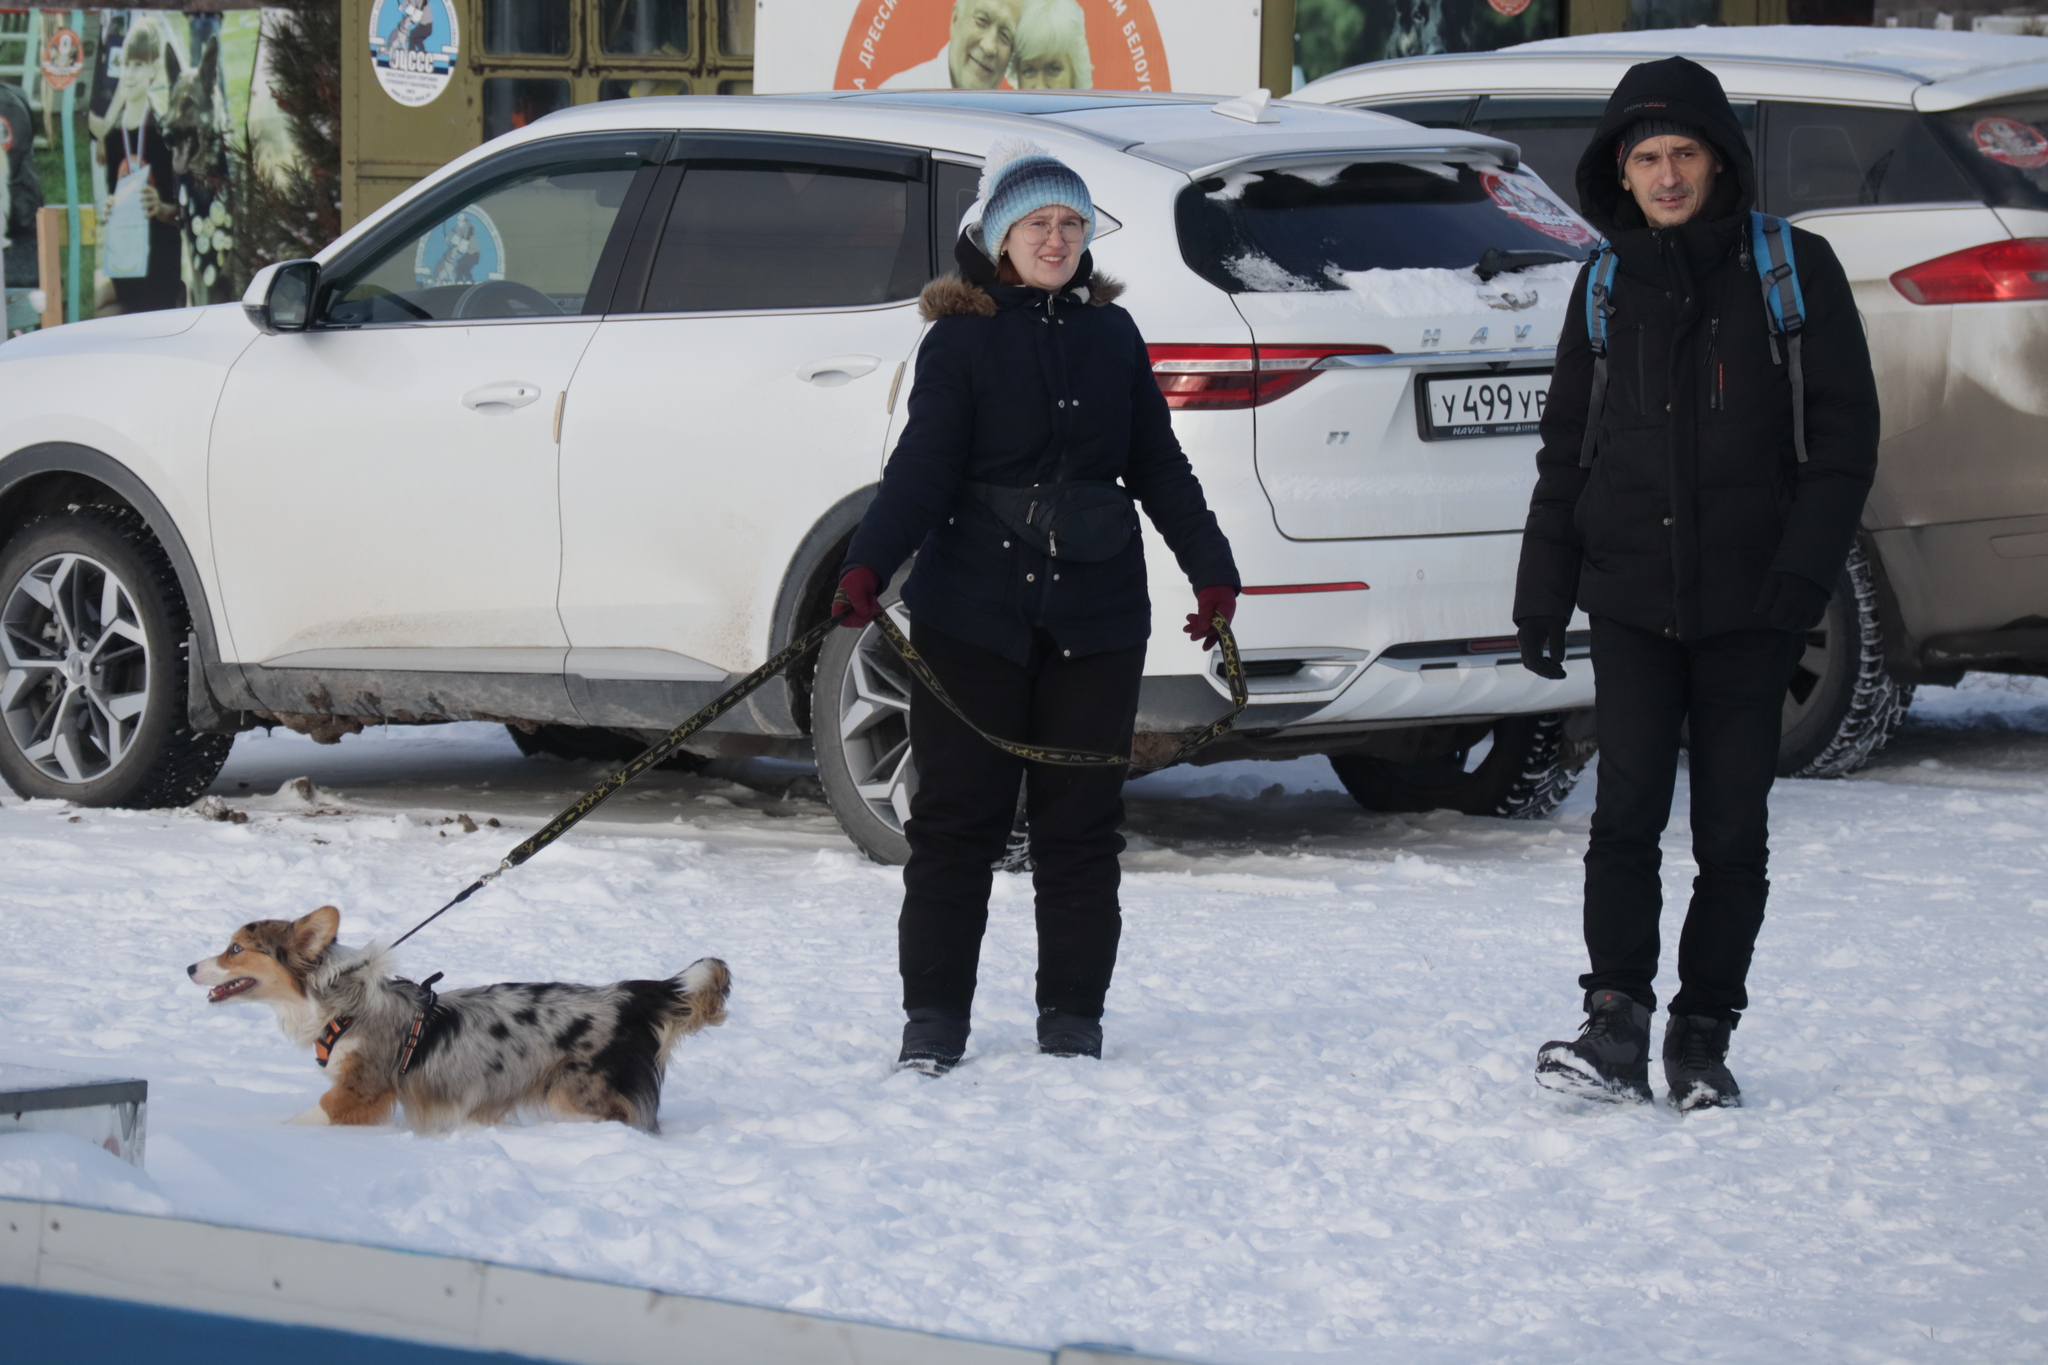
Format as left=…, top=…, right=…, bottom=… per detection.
left=389, top=603, right=1245, bottom=947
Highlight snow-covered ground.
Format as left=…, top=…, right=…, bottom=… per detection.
left=3, top=677, right=2046, bottom=1363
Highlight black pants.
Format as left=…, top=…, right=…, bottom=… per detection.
left=1581, top=616, right=1803, bottom=1022
left=899, top=621, right=1144, bottom=1020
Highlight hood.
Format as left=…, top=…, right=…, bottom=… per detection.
left=1575, top=55, right=1754, bottom=238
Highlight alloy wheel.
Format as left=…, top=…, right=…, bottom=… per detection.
left=834, top=603, right=916, bottom=833
left=1, top=551, right=154, bottom=784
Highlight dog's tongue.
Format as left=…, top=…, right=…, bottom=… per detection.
left=208, top=978, right=253, bottom=1002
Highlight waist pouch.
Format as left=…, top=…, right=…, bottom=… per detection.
left=965, top=480, right=1136, bottom=562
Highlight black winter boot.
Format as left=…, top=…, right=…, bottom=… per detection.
left=1036, top=1008, right=1102, bottom=1059
left=1535, top=989, right=1653, bottom=1102
left=896, top=1009, right=969, bottom=1075
left=1663, top=1013, right=1741, bottom=1111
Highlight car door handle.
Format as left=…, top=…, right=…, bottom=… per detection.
left=462, top=382, right=544, bottom=413
left=796, top=355, right=880, bottom=387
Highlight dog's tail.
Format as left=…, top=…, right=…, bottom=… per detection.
left=656, top=957, right=731, bottom=1050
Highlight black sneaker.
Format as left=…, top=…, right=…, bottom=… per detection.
left=896, top=1009, right=969, bottom=1075
left=1663, top=1013, right=1741, bottom=1111
left=1535, top=989, right=1652, bottom=1103
left=1036, top=1008, right=1102, bottom=1059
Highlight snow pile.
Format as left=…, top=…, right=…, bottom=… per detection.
left=1328, top=261, right=1578, bottom=317
left=2, top=688, right=2046, bottom=1362
left=1223, top=251, right=1322, bottom=292
left=0, top=1132, right=173, bottom=1215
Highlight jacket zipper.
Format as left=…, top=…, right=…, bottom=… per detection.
left=1709, top=316, right=1722, bottom=411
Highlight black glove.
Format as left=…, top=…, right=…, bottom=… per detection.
left=1517, top=616, right=1569, bottom=680
left=1754, top=571, right=1830, bottom=632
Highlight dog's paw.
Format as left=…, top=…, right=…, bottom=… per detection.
left=288, top=1105, right=331, bottom=1126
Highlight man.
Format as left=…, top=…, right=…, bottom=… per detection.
left=881, top=0, right=1020, bottom=90
left=1515, top=57, right=1879, bottom=1110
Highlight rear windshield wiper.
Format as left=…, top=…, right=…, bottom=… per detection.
left=1475, top=248, right=1574, bottom=282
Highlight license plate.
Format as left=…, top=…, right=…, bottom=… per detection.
left=1416, top=369, right=1552, bottom=440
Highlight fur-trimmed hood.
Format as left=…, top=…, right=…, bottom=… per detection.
left=919, top=270, right=1124, bottom=322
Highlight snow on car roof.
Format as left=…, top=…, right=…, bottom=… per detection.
left=1508, top=25, right=2048, bottom=85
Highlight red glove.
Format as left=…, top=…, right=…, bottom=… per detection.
left=836, top=567, right=882, bottom=628
left=1183, top=585, right=1238, bottom=651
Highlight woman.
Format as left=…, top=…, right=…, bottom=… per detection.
left=837, top=141, right=1239, bottom=1073
left=97, top=24, right=184, bottom=315
left=1011, top=0, right=1091, bottom=90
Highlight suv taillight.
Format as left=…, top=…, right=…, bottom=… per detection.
left=1890, top=238, right=2048, bottom=305
left=1147, top=344, right=1392, bottom=409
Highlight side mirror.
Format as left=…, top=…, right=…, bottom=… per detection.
left=241, top=259, right=319, bottom=334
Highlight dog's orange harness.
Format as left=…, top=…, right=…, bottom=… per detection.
left=314, top=1016, right=354, bottom=1068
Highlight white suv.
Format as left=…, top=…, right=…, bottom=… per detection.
left=0, top=90, right=1605, bottom=862
left=1297, top=28, right=2048, bottom=776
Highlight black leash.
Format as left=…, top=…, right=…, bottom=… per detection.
left=865, top=608, right=1246, bottom=774
left=389, top=604, right=1245, bottom=948
left=389, top=611, right=847, bottom=948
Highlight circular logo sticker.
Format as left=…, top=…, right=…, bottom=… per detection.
left=40, top=27, right=84, bottom=92
left=370, top=0, right=460, bottom=108
left=413, top=207, right=505, bottom=288
left=1482, top=170, right=1596, bottom=247
left=1488, top=0, right=1534, bottom=14
left=1970, top=116, right=2048, bottom=170
left=835, top=0, right=1170, bottom=92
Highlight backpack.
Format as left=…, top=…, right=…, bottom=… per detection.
left=1578, top=210, right=1809, bottom=468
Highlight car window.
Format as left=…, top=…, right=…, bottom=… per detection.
left=324, top=140, right=657, bottom=326
left=1176, top=159, right=1594, bottom=294
left=1356, top=97, right=1476, bottom=129
left=1925, top=98, right=2048, bottom=211
left=933, top=159, right=982, bottom=267
left=1762, top=102, right=1977, bottom=217
left=638, top=148, right=930, bottom=313
left=1466, top=98, right=1612, bottom=213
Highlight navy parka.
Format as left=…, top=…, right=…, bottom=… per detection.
left=842, top=246, right=1239, bottom=666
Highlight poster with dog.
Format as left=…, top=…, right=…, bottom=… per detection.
left=76, top=10, right=240, bottom=312
left=753, top=0, right=1262, bottom=96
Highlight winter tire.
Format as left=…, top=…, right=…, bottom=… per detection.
left=1778, top=545, right=1912, bottom=778
left=814, top=587, right=916, bottom=866
left=1329, top=712, right=1593, bottom=819
left=0, top=509, right=233, bottom=807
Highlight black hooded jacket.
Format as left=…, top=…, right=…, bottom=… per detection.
left=842, top=238, right=1239, bottom=666
left=1512, top=56, right=1879, bottom=641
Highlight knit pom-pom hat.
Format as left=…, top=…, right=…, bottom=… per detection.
left=967, top=137, right=1097, bottom=262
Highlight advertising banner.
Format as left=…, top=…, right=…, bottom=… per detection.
left=755, top=0, right=1264, bottom=96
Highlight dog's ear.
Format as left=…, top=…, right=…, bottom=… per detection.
left=199, top=34, right=218, bottom=91
left=290, top=906, right=340, bottom=962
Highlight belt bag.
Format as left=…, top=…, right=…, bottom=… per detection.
left=966, top=480, right=1136, bottom=562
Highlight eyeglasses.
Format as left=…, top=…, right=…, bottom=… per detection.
left=1013, top=219, right=1088, bottom=243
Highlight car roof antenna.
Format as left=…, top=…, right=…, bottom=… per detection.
left=1213, top=89, right=1280, bottom=124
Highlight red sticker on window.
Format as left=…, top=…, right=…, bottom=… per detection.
left=1970, top=116, right=2048, bottom=169
left=1488, top=0, right=1533, bottom=14
left=1481, top=170, right=1596, bottom=247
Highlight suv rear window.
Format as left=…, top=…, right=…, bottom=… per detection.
left=1762, top=102, right=1977, bottom=217
left=1175, top=160, right=1594, bottom=294
left=1927, top=99, right=2048, bottom=210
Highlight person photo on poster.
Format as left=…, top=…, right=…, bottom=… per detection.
left=94, top=20, right=186, bottom=314
left=1014, top=0, right=1090, bottom=89
left=880, top=0, right=1020, bottom=89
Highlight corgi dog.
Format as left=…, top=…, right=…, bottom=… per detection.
left=188, top=906, right=729, bottom=1133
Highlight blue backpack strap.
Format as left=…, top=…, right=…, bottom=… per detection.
left=1578, top=242, right=1619, bottom=468
left=1750, top=211, right=1809, bottom=462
